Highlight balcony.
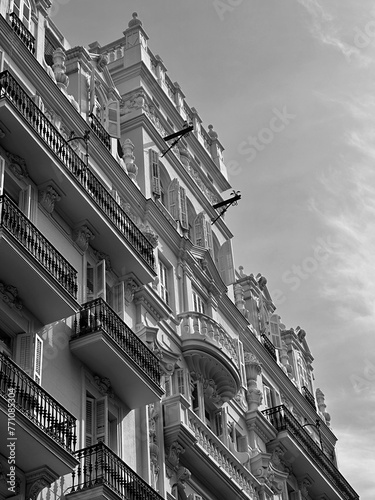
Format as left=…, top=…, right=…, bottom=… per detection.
left=0, top=194, right=79, bottom=323
left=8, top=13, right=35, bottom=55
left=68, top=442, right=163, bottom=500
left=88, top=112, right=111, bottom=150
left=178, top=312, right=241, bottom=402
left=302, top=385, right=317, bottom=411
left=0, top=71, right=155, bottom=282
left=70, top=299, right=163, bottom=409
left=163, top=396, right=260, bottom=500
left=260, top=333, right=277, bottom=361
left=0, top=352, right=78, bottom=476
left=262, top=405, right=359, bottom=500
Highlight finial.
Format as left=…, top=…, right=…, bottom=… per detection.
left=128, top=12, right=142, bottom=28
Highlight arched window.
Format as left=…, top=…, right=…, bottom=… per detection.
left=11, top=0, right=31, bottom=28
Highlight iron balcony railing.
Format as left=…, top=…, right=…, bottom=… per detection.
left=0, top=194, right=78, bottom=298
left=88, top=112, right=111, bottom=150
left=262, top=405, right=359, bottom=500
left=0, top=70, right=155, bottom=271
left=302, top=385, right=317, bottom=411
left=260, top=333, right=277, bottom=361
left=73, top=298, right=161, bottom=386
left=8, top=12, right=35, bottom=54
left=71, top=442, right=164, bottom=500
left=0, top=352, right=77, bottom=452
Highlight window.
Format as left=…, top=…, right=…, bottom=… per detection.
left=194, top=212, right=213, bottom=255
left=149, top=149, right=161, bottom=198
left=168, top=179, right=188, bottom=229
left=296, top=352, right=311, bottom=391
left=85, top=394, right=118, bottom=453
left=11, top=0, right=31, bottom=28
left=158, top=260, right=170, bottom=305
left=86, top=259, right=106, bottom=301
left=16, top=332, right=43, bottom=385
left=192, top=289, right=206, bottom=315
left=262, top=380, right=280, bottom=409
left=269, top=314, right=282, bottom=349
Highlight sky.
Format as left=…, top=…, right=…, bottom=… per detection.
left=52, top=1, right=375, bottom=497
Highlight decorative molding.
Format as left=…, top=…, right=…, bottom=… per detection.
left=5, top=150, right=29, bottom=180
left=0, top=281, right=22, bottom=311
left=25, top=467, right=57, bottom=500
left=125, top=277, right=138, bottom=304
left=73, top=224, right=95, bottom=252
left=38, top=184, right=61, bottom=214
left=93, top=375, right=114, bottom=398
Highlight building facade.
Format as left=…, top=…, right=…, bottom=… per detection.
left=0, top=2, right=359, bottom=500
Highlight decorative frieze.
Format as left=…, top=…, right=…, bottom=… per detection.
left=0, top=281, right=22, bottom=311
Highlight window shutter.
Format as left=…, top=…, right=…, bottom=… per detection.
left=168, top=179, right=180, bottom=219
left=17, top=333, right=32, bottom=375
left=107, top=100, right=120, bottom=138
left=86, top=397, right=95, bottom=447
left=237, top=340, right=247, bottom=389
left=33, top=333, right=43, bottom=385
left=112, top=282, right=125, bottom=319
left=96, top=259, right=106, bottom=301
left=194, top=212, right=212, bottom=253
left=217, top=240, right=235, bottom=285
left=263, top=384, right=273, bottom=408
left=270, top=314, right=282, bottom=349
left=179, top=186, right=188, bottom=229
left=149, top=149, right=160, bottom=197
left=206, top=219, right=213, bottom=256
left=95, top=397, right=108, bottom=444
left=0, top=154, right=4, bottom=196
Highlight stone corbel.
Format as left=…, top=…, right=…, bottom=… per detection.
left=38, top=182, right=62, bottom=214
left=125, top=277, right=138, bottom=304
left=244, top=351, right=263, bottom=411
left=25, top=467, right=57, bottom=500
left=5, top=150, right=29, bottom=180
left=298, top=476, right=313, bottom=499
left=73, top=223, right=95, bottom=252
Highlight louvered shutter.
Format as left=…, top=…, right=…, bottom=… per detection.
left=95, top=397, right=108, bottom=444
left=206, top=219, right=213, bottom=255
left=96, top=259, right=106, bottom=301
left=270, top=314, right=282, bottom=349
left=16, top=333, right=32, bottom=375
left=112, top=282, right=125, bottom=319
left=33, top=334, right=43, bottom=385
left=194, top=213, right=205, bottom=247
left=149, top=149, right=160, bottom=197
left=217, top=240, right=235, bottom=285
left=0, top=154, right=4, bottom=195
left=168, top=179, right=180, bottom=219
left=237, top=340, right=247, bottom=389
left=85, top=397, right=95, bottom=447
left=179, top=186, right=188, bottom=229
left=107, top=100, right=120, bottom=138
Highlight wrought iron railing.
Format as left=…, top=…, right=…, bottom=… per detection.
left=262, top=405, right=359, bottom=500
left=0, top=352, right=77, bottom=452
left=302, top=385, right=316, bottom=411
left=0, top=194, right=78, bottom=298
left=71, top=442, right=163, bottom=500
left=88, top=112, right=111, bottom=150
left=260, top=333, right=277, bottom=361
left=8, top=13, right=35, bottom=54
left=73, top=298, right=161, bottom=386
left=0, top=70, right=155, bottom=271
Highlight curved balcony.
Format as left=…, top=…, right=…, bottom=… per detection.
left=178, top=312, right=241, bottom=402
left=0, top=70, right=155, bottom=282
left=70, top=298, right=163, bottom=409
left=0, top=194, right=79, bottom=323
left=262, top=405, right=359, bottom=500
left=0, top=352, right=77, bottom=476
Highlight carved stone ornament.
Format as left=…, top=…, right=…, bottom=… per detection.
left=38, top=185, right=61, bottom=214
left=25, top=467, right=57, bottom=500
left=166, top=441, right=185, bottom=469
left=299, top=477, right=312, bottom=499
left=92, top=249, right=112, bottom=271
left=94, top=375, right=114, bottom=398
left=139, top=223, right=159, bottom=248
left=73, top=225, right=95, bottom=252
left=125, top=278, right=138, bottom=304
left=244, top=351, right=262, bottom=381
left=0, top=281, right=22, bottom=310
left=5, top=150, right=29, bottom=180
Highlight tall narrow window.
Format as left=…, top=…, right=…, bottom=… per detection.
left=86, top=259, right=106, bottom=302
left=269, top=314, right=282, bottom=349
left=158, top=260, right=170, bottom=305
left=85, top=395, right=118, bottom=453
left=192, top=289, right=206, bottom=315
left=11, top=0, right=31, bottom=29
left=149, top=149, right=160, bottom=197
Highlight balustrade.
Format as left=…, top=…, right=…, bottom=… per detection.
left=9, top=12, right=35, bottom=54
